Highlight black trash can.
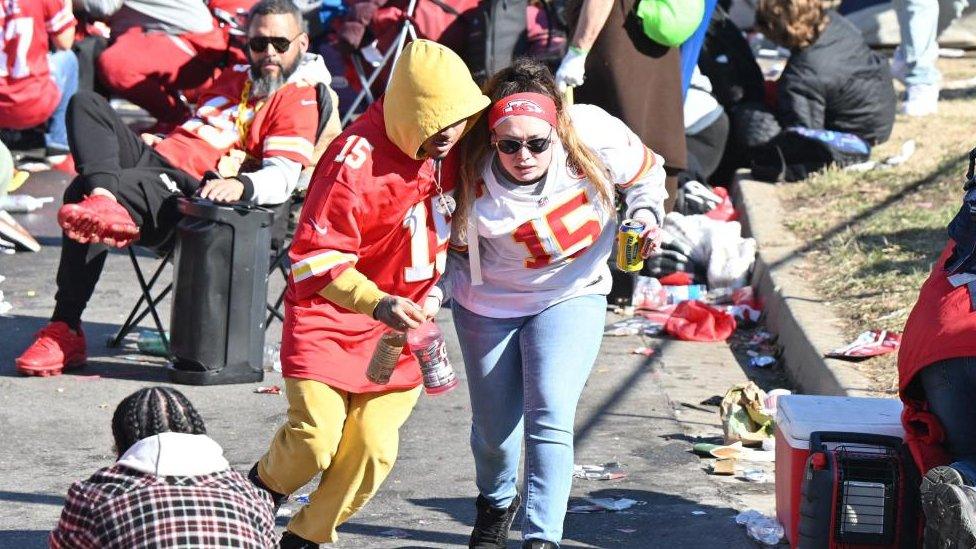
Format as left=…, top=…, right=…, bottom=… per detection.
left=167, top=197, right=274, bottom=385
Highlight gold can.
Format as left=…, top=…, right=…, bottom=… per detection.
left=616, top=219, right=645, bottom=272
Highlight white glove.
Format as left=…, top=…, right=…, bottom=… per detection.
left=555, top=47, right=588, bottom=93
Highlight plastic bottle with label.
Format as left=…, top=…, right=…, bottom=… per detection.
left=407, top=321, right=458, bottom=395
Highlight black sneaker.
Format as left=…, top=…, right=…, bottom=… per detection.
left=924, top=483, right=976, bottom=549
left=922, top=465, right=967, bottom=546
left=248, top=462, right=288, bottom=511
left=469, top=493, right=521, bottom=549
left=279, top=530, right=319, bottom=548
left=522, top=541, right=558, bottom=549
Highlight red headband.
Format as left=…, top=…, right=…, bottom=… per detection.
left=487, top=92, right=558, bottom=130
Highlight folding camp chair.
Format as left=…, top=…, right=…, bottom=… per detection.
left=341, top=0, right=419, bottom=126
left=107, top=81, right=342, bottom=352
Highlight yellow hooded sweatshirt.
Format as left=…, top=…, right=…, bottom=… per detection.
left=318, top=39, right=489, bottom=315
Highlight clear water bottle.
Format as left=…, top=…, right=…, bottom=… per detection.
left=407, top=321, right=458, bottom=395
left=366, top=330, right=406, bottom=384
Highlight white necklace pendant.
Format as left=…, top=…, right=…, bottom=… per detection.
left=434, top=194, right=456, bottom=216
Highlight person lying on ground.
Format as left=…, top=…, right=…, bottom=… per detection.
left=15, top=0, right=332, bottom=377
left=50, top=387, right=276, bottom=548
left=246, top=39, right=489, bottom=549
left=446, top=57, right=666, bottom=549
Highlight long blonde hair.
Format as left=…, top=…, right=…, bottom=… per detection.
left=454, top=58, right=613, bottom=236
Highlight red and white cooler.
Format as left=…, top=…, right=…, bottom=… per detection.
left=775, top=395, right=905, bottom=547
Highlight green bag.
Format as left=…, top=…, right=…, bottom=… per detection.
left=635, top=0, right=705, bottom=47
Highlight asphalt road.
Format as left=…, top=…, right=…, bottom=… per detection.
left=0, top=170, right=780, bottom=548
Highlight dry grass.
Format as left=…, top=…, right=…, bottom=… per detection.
left=778, top=57, right=976, bottom=394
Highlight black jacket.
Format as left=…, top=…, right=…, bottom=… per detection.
left=777, top=12, right=896, bottom=145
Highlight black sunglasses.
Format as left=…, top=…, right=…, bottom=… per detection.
left=248, top=34, right=301, bottom=54
left=494, top=129, right=554, bottom=155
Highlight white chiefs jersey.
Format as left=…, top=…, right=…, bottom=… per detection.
left=448, top=104, right=667, bottom=318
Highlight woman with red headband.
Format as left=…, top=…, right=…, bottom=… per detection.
left=443, top=58, right=667, bottom=549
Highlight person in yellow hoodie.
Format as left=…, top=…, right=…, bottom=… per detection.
left=247, top=40, right=490, bottom=548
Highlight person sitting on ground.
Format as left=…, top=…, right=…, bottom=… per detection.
left=898, top=183, right=976, bottom=547
left=754, top=0, right=896, bottom=147
left=50, top=387, right=276, bottom=548
left=0, top=0, right=78, bottom=171
left=15, top=0, right=331, bottom=377
left=76, top=0, right=251, bottom=131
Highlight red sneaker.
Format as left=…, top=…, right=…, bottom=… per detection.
left=58, top=194, right=140, bottom=247
left=48, top=153, right=76, bottom=175
left=16, top=322, right=87, bottom=377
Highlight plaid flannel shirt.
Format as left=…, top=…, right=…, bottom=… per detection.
left=50, top=465, right=276, bottom=548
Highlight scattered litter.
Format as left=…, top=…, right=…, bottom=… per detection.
left=663, top=284, right=707, bottom=304
left=763, top=389, right=792, bottom=416
left=742, top=468, right=771, bottom=483
left=632, top=276, right=668, bottom=311
left=0, top=275, right=5, bottom=284
left=700, top=395, right=723, bottom=407
left=762, top=437, right=776, bottom=452
left=253, top=385, right=282, bottom=395
left=97, top=403, right=108, bottom=409
left=573, top=462, right=627, bottom=480
left=940, top=47, right=965, bottom=58
left=26, top=290, right=36, bottom=297
left=884, top=140, right=916, bottom=167
left=617, top=528, right=637, bottom=533
left=711, top=458, right=736, bottom=475
left=749, top=355, right=776, bottom=368
left=691, top=510, right=707, bottom=516
left=749, top=331, right=774, bottom=346
left=693, top=442, right=720, bottom=456
left=0, top=291, right=12, bottom=316
left=710, top=442, right=744, bottom=460
left=568, top=497, right=641, bottom=513
left=137, top=330, right=169, bottom=357
left=721, top=382, right=774, bottom=445
left=379, top=528, right=410, bottom=538
left=0, top=194, right=54, bottom=213
left=294, top=494, right=310, bottom=504
left=56, top=388, right=64, bottom=393
left=825, top=330, right=901, bottom=361
left=276, top=508, right=293, bottom=517
left=632, top=346, right=655, bottom=357
left=735, top=510, right=784, bottom=546
left=263, top=342, right=281, bottom=372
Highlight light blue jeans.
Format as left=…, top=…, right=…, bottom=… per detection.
left=894, top=0, right=973, bottom=86
left=451, top=294, right=607, bottom=543
left=46, top=50, right=78, bottom=151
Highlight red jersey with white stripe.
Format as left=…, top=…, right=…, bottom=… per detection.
left=449, top=104, right=666, bottom=318
left=281, top=100, right=454, bottom=392
left=0, top=0, right=75, bottom=128
left=154, top=62, right=319, bottom=179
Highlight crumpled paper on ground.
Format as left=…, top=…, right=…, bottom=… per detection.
left=720, top=381, right=774, bottom=446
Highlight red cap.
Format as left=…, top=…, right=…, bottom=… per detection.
left=487, top=92, right=559, bottom=130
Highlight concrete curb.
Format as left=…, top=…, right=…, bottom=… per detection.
left=732, top=175, right=877, bottom=397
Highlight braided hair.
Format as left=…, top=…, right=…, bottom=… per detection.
left=111, top=387, right=207, bottom=457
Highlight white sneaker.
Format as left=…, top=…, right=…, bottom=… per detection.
left=902, top=83, right=940, bottom=117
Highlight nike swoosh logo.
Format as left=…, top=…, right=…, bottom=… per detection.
left=300, top=99, right=317, bottom=106
left=310, top=220, right=328, bottom=236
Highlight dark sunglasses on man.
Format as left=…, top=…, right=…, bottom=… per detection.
left=494, top=128, right=554, bottom=155
left=248, top=34, right=302, bottom=54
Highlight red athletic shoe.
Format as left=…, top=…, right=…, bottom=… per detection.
left=16, top=322, right=87, bottom=377
left=58, top=194, right=140, bottom=247
left=48, top=153, right=76, bottom=175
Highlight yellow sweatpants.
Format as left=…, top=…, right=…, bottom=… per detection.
left=257, top=378, right=421, bottom=543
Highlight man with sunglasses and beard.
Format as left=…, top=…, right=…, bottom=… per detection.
left=15, top=0, right=332, bottom=377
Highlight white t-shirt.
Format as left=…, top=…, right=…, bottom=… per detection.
left=448, top=104, right=667, bottom=318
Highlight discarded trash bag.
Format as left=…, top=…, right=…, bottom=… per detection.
left=720, top=381, right=774, bottom=446
left=168, top=198, right=273, bottom=385
left=665, top=300, right=736, bottom=341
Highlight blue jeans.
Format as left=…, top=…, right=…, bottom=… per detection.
left=451, top=294, right=607, bottom=543
left=46, top=50, right=78, bottom=151
left=919, top=357, right=976, bottom=483
left=894, top=0, right=973, bottom=86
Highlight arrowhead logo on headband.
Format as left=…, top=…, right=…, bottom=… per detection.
left=488, top=92, right=559, bottom=129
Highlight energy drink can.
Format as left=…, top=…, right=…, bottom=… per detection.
left=616, top=219, right=645, bottom=272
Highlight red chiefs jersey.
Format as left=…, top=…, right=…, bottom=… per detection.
left=282, top=100, right=454, bottom=393
left=154, top=63, right=319, bottom=179
left=0, top=0, right=75, bottom=129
